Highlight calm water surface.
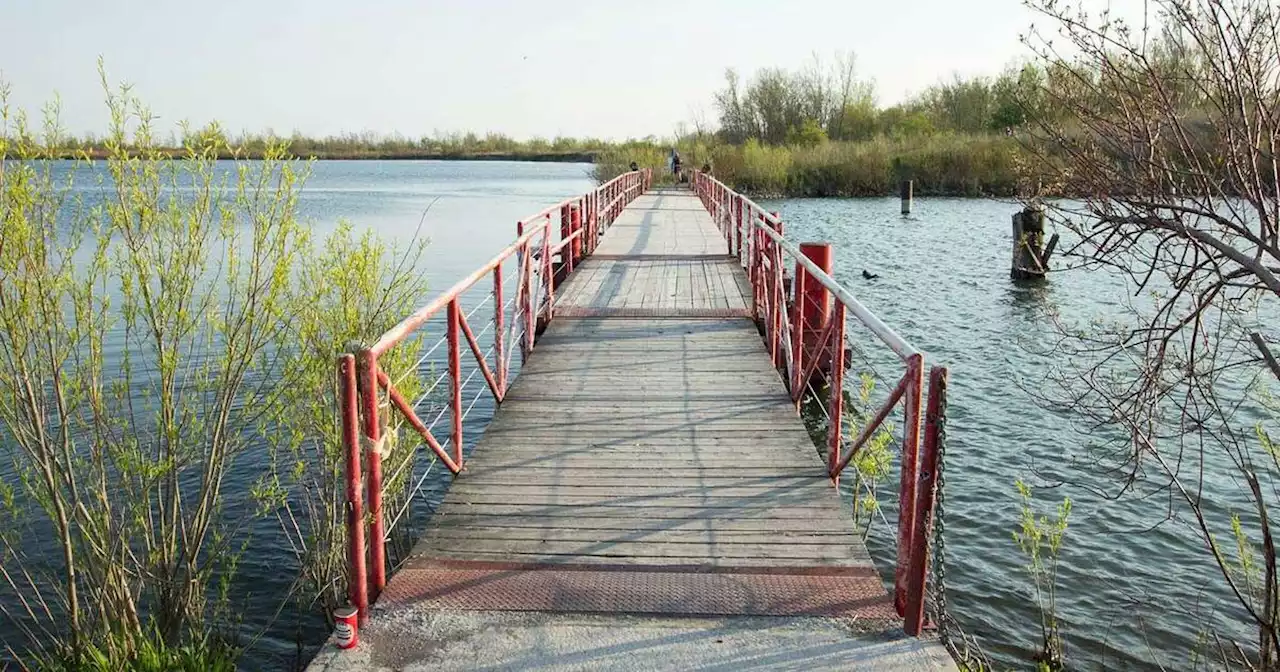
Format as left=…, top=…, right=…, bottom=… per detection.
left=247, top=160, right=601, bottom=668
left=765, top=197, right=1262, bottom=670
left=0, top=161, right=1258, bottom=670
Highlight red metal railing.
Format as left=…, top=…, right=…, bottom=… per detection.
left=339, top=169, right=651, bottom=623
left=693, top=171, right=948, bottom=637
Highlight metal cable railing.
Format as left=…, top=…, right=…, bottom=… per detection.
left=337, top=168, right=653, bottom=624
left=693, top=170, right=949, bottom=637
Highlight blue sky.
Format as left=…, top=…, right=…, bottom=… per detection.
left=0, top=0, right=1133, bottom=140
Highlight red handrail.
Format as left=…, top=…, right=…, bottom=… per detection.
left=338, top=169, right=651, bottom=619
left=692, top=170, right=949, bottom=638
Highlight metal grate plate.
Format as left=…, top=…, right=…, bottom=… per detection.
left=587, top=254, right=736, bottom=262
left=555, top=307, right=752, bottom=319
left=375, top=559, right=894, bottom=620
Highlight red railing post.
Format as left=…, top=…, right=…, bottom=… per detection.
left=560, top=205, right=573, bottom=278
left=542, top=220, right=554, bottom=321
left=772, top=245, right=784, bottom=369
left=796, top=243, right=833, bottom=396
left=522, top=238, right=534, bottom=354
left=894, top=352, right=926, bottom=616
left=494, top=266, right=506, bottom=394
left=448, top=299, right=464, bottom=467
left=516, top=222, right=529, bottom=358
left=338, top=354, right=369, bottom=624
left=722, top=189, right=729, bottom=237
left=798, top=244, right=833, bottom=332
left=736, top=196, right=744, bottom=262
left=750, top=223, right=761, bottom=321
left=828, top=304, right=846, bottom=487
left=721, top=189, right=730, bottom=244
left=769, top=214, right=784, bottom=370
left=586, top=194, right=595, bottom=253
left=571, top=203, right=583, bottom=266
left=356, top=348, right=386, bottom=598
left=791, top=265, right=806, bottom=396
left=757, top=227, right=767, bottom=331
left=905, top=366, right=948, bottom=636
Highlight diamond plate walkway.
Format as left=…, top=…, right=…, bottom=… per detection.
left=307, top=188, right=957, bottom=671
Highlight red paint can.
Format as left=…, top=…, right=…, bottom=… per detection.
left=333, top=605, right=359, bottom=649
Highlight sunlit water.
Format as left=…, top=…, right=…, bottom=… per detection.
left=765, top=197, right=1270, bottom=669
left=0, top=161, right=1266, bottom=669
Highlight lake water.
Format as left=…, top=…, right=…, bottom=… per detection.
left=0, top=160, right=1265, bottom=670
left=765, top=197, right=1267, bottom=669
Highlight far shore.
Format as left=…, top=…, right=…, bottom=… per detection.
left=27, top=149, right=598, bottom=163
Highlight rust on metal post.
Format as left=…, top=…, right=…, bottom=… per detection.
left=893, top=352, right=926, bottom=617
left=356, top=348, right=386, bottom=598
left=904, top=366, right=948, bottom=636
left=338, top=354, right=368, bottom=623
left=448, top=299, right=464, bottom=468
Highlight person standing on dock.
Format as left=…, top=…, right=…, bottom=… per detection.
left=671, top=149, right=682, bottom=181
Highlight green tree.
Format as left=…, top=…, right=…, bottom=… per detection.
left=786, top=118, right=829, bottom=147
left=0, top=70, right=308, bottom=664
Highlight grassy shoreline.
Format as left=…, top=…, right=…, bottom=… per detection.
left=594, top=135, right=1028, bottom=199
left=27, top=148, right=598, bottom=162
left=31, top=135, right=1030, bottom=198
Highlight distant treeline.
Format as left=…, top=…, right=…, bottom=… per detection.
left=33, top=130, right=616, bottom=162
left=600, top=55, right=1048, bottom=197
left=29, top=56, right=1053, bottom=197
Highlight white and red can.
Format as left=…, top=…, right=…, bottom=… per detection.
left=333, top=605, right=359, bottom=649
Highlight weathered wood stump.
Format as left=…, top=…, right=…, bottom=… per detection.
left=1011, top=206, right=1058, bottom=280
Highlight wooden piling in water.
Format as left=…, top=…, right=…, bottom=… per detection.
left=1011, top=206, right=1058, bottom=280
left=900, top=180, right=913, bottom=215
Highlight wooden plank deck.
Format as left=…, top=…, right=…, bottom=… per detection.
left=311, top=187, right=959, bottom=672
left=378, top=187, right=890, bottom=607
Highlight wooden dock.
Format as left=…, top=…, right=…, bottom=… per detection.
left=310, top=187, right=956, bottom=671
